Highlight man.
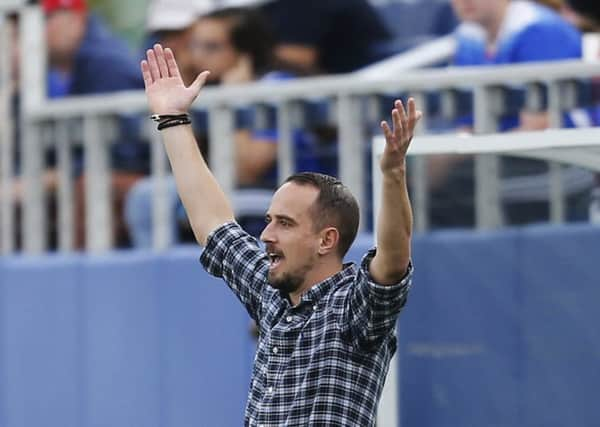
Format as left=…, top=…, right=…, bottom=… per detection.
left=451, top=0, right=581, bottom=129
left=141, top=44, right=420, bottom=425
left=41, top=0, right=150, bottom=247
left=44, top=0, right=143, bottom=96
left=145, top=0, right=216, bottom=86
left=429, top=0, right=586, bottom=227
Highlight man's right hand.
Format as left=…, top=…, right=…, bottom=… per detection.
left=141, top=44, right=210, bottom=116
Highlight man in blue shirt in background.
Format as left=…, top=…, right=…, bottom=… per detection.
left=42, top=0, right=147, bottom=248
left=429, top=0, right=587, bottom=227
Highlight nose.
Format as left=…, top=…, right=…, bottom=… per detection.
left=260, top=221, right=275, bottom=244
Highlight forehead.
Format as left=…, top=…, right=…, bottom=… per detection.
left=194, top=17, right=229, bottom=38
left=268, top=182, right=319, bottom=220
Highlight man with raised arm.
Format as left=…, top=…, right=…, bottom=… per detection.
left=141, top=44, right=421, bottom=426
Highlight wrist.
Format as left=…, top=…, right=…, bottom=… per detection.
left=160, top=123, right=193, bottom=135
left=151, top=113, right=192, bottom=131
left=381, top=164, right=407, bottom=181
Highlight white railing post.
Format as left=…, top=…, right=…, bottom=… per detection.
left=0, top=13, right=15, bottom=253
left=337, top=95, right=365, bottom=230
left=208, top=105, right=235, bottom=197
left=547, top=80, right=566, bottom=223
left=150, top=121, right=172, bottom=250
left=56, top=120, right=74, bottom=251
left=83, top=115, right=112, bottom=252
left=409, top=92, right=429, bottom=233
left=20, top=4, right=46, bottom=253
left=371, top=136, right=398, bottom=427
left=473, top=86, right=502, bottom=229
left=276, top=101, right=297, bottom=184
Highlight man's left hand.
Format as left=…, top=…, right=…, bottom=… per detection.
left=379, top=98, right=422, bottom=174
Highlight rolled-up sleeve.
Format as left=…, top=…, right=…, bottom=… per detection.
left=200, top=222, right=269, bottom=322
left=342, top=248, right=413, bottom=351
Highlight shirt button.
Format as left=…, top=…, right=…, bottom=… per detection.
left=267, top=386, right=274, bottom=394
left=286, top=315, right=293, bottom=322
left=313, top=304, right=318, bottom=311
left=272, top=346, right=278, bottom=354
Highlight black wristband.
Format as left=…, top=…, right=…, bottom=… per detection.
left=157, top=116, right=192, bottom=130
left=150, top=113, right=190, bottom=122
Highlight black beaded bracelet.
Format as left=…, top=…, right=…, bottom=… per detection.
left=150, top=113, right=190, bottom=122
left=150, top=113, right=192, bottom=130
left=157, top=116, right=192, bottom=130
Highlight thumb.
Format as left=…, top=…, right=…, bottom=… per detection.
left=190, top=71, right=211, bottom=95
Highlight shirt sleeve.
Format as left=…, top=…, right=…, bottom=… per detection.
left=200, top=222, right=270, bottom=322
left=341, top=248, right=413, bottom=351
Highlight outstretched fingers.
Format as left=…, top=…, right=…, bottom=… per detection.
left=392, top=107, right=404, bottom=143
left=394, top=99, right=408, bottom=138
left=381, top=98, right=423, bottom=150
left=154, top=44, right=171, bottom=78
left=141, top=60, right=153, bottom=89
left=146, top=48, right=161, bottom=82
left=382, top=104, right=403, bottom=149
left=406, top=98, right=422, bottom=131
left=380, top=119, right=393, bottom=142
left=164, top=47, right=181, bottom=80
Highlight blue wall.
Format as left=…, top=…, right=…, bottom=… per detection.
left=0, top=225, right=598, bottom=426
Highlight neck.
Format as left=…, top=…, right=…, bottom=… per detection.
left=484, top=1, right=509, bottom=45
left=289, top=258, right=343, bottom=306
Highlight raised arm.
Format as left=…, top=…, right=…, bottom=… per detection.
left=370, top=98, right=422, bottom=285
left=141, top=44, right=234, bottom=246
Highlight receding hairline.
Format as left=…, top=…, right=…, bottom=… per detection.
left=280, top=179, right=342, bottom=231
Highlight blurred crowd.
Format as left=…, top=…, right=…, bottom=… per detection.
left=4, top=0, right=600, bottom=250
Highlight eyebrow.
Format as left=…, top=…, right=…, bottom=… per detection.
left=266, top=213, right=298, bottom=225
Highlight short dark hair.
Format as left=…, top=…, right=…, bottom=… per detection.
left=284, top=172, right=360, bottom=258
left=204, top=7, right=275, bottom=76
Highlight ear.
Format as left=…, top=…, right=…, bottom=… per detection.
left=318, top=227, right=339, bottom=256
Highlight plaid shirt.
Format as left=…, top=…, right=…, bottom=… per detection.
left=200, top=222, right=413, bottom=426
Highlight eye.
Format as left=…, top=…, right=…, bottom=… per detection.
left=279, top=219, right=290, bottom=227
left=265, top=216, right=271, bottom=224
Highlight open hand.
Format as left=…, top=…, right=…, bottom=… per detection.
left=380, top=98, right=422, bottom=173
left=141, top=44, right=210, bottom=115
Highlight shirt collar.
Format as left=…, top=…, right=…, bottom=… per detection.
left=285, top=262, right=356, bottom=308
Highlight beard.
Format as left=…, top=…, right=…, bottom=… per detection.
left=268, top=271, right=305, bottom=294
left=268, top=257, right=314, bottom=295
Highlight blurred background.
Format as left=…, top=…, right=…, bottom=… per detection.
left=0, top=0, right=599, bottom=425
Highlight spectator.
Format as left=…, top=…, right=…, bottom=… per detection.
left=45, top=0, right=143, bottom=97
left=429, top=0, right=585, bottom=226
left=7, top=1, right=146, bottom=248
left=258, top=0, right=393, bottom=74
left=144, top=0, right=216, bottom=86
left=125, top=7, right=300, bottom=247
left=451, top=0, right=580, bottom=78
left=41, top=0, right=148, bottom=248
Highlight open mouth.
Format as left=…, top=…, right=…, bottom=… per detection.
left=268, top=252, right=284, bottom=270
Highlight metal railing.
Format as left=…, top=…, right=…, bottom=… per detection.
left=2, top=6, right=600, bottom=255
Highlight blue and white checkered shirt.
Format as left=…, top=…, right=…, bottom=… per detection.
left=200, top=222, right=413, bottom=426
